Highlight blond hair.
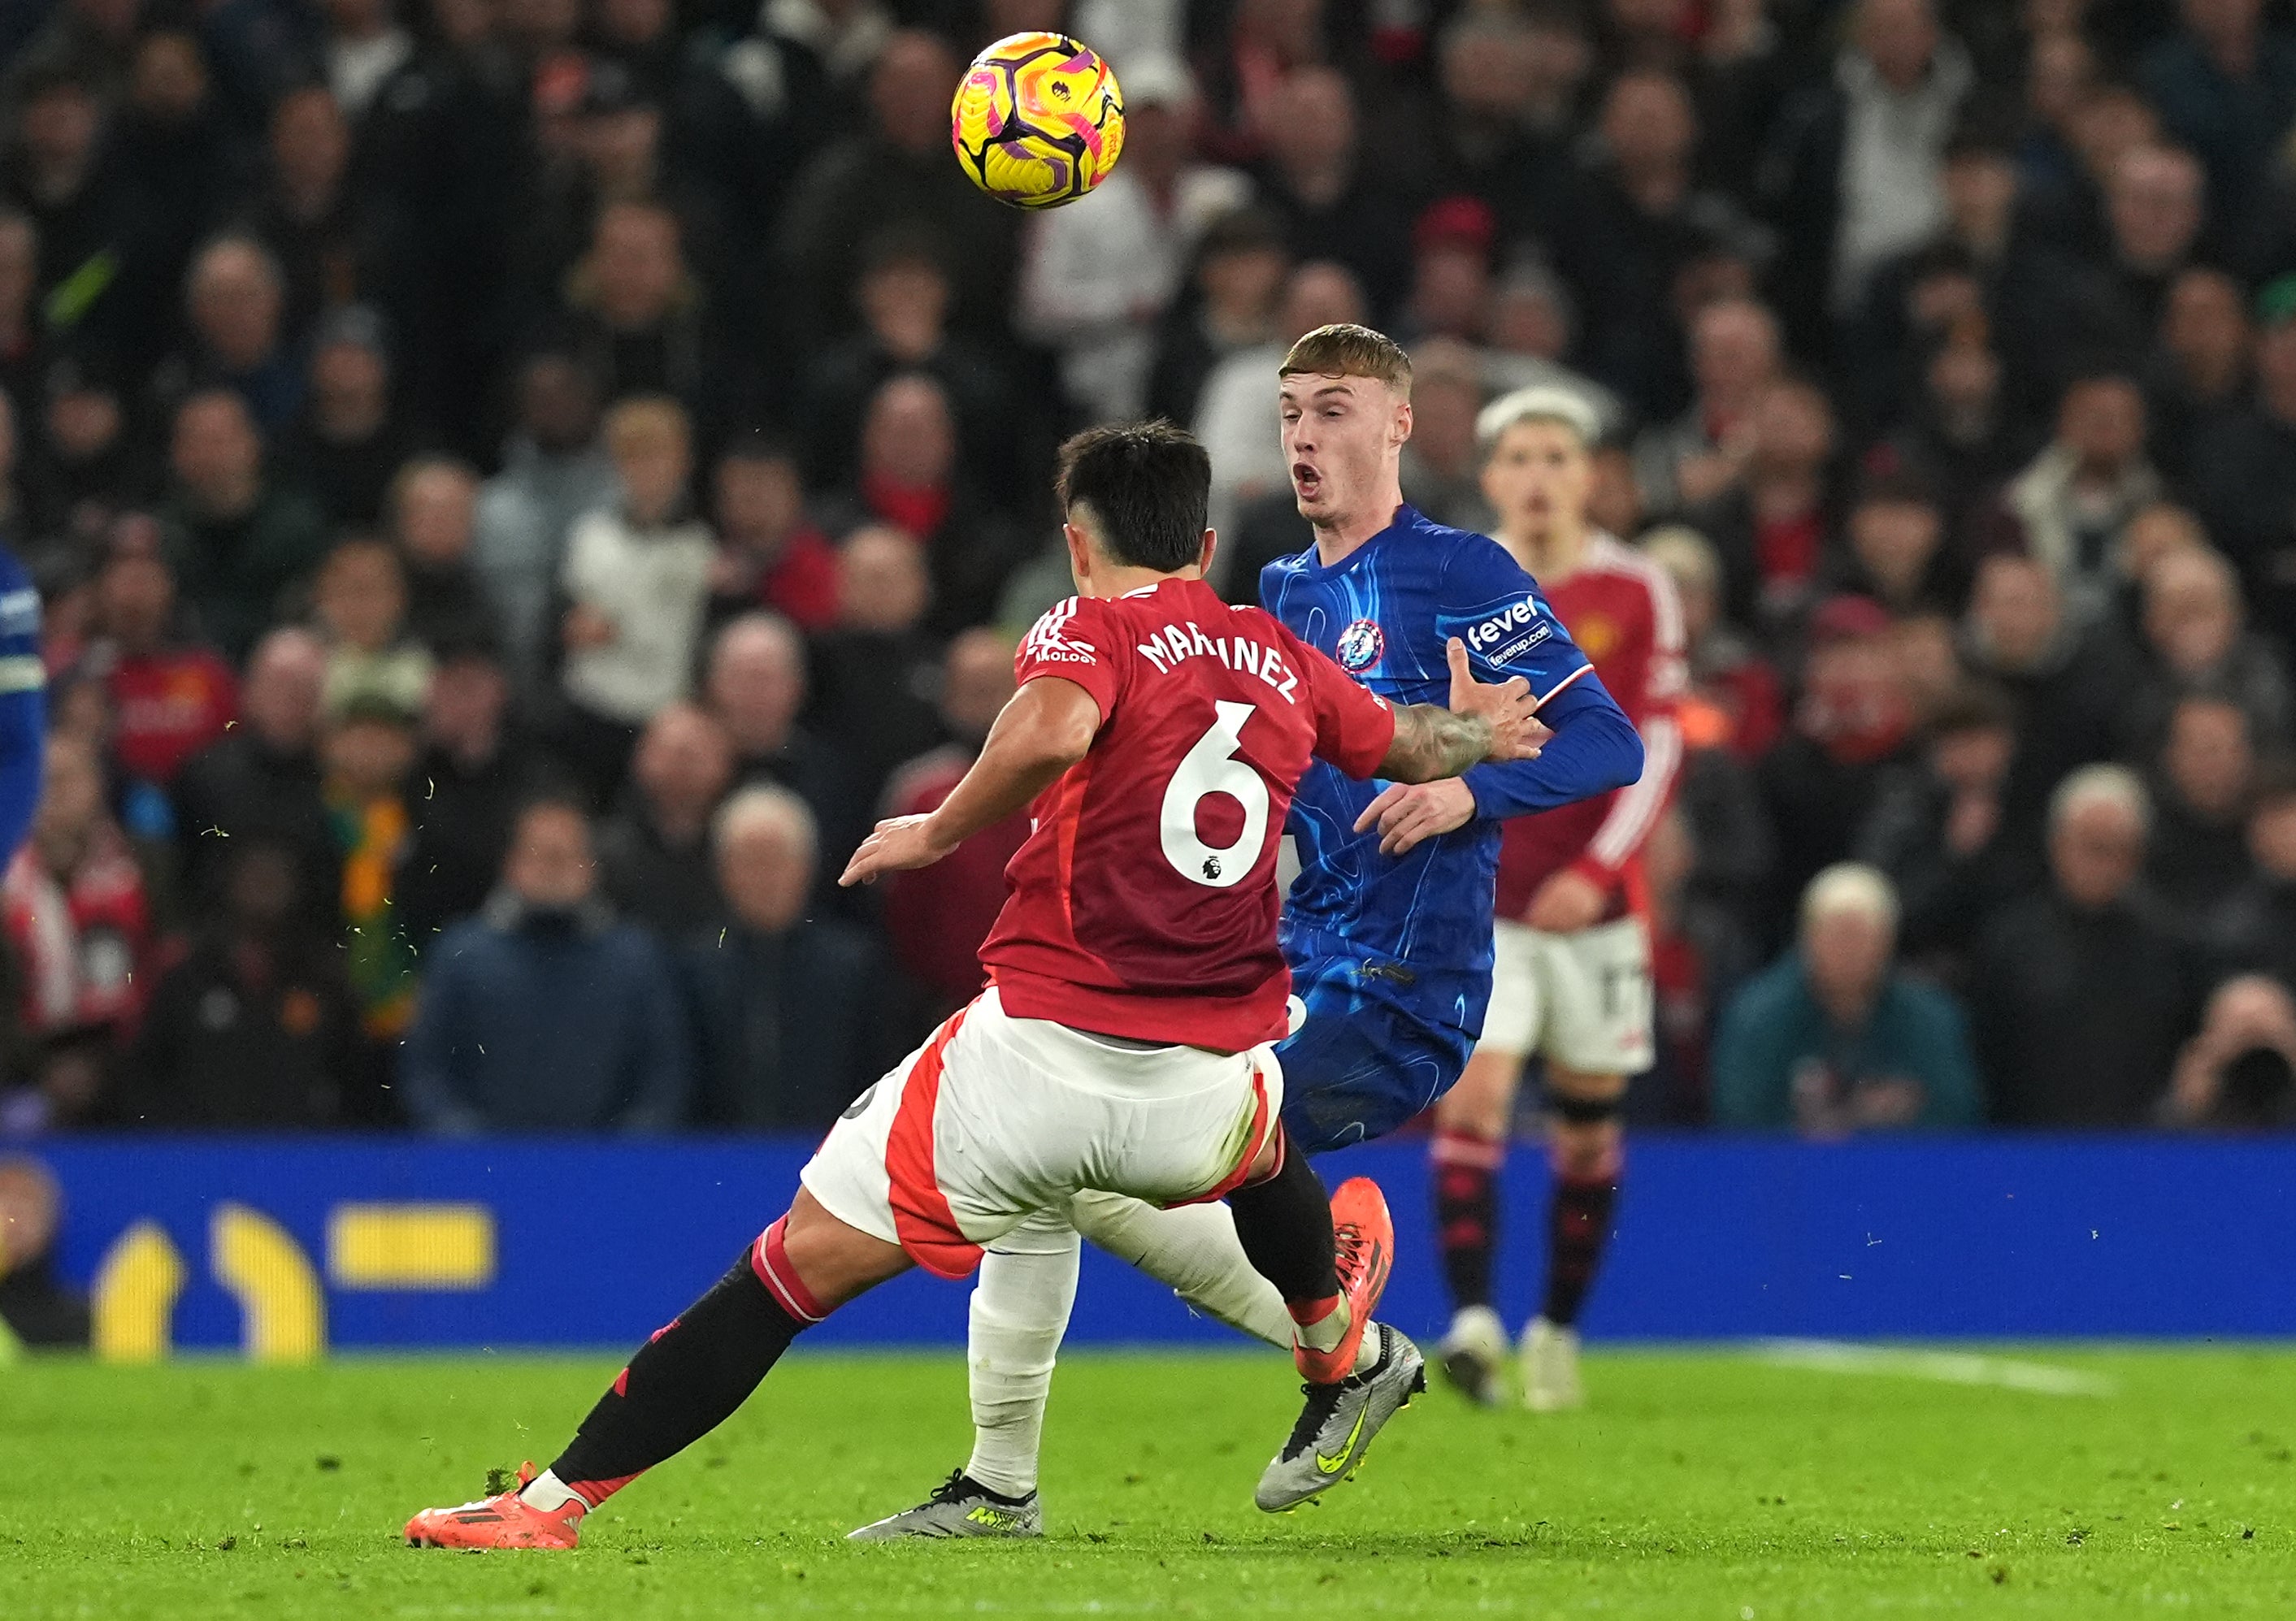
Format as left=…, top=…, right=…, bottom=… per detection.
left=604, top=395, right=692, bottom=460
left=1279, top=323, right=1413, bottom=393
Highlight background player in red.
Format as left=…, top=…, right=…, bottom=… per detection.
left=1426, top=387, right=1687, bottom=1410
left=401, top=423, right=1547, bottom=1549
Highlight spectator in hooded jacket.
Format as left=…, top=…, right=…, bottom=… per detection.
left=400, top=795, right=691, bottom=1133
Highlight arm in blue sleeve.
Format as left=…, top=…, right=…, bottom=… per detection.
left=0, top=559, right=46, bottom=862
left=0, top=687, right=44, bottom=863
left=1460, top=669, right=1644, bottom=821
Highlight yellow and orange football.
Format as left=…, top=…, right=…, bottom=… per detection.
left=950, top=32, right=1125, bottom=210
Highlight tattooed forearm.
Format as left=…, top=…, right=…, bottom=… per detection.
left=1378, top=704, right=1494, bottom=783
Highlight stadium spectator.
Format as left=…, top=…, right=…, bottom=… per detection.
left=1640, top=804, right=1759, bottom=1124
left=1835, top=467, right=1963, bottom=621
left=0, top=1157, right=89, bottom=1346
left=676, top=785, right=877, bottom=1129
left=279, top=308, right=416, bottom=531
left=243, top=88, right=361, bottom=346
left=2164, top=973, right=2296, bottom=1129
left=824, top=371, right=1025, bottom=637
left=555, top=394, right=713, bottom=805
left=2003, top=372, right=2164, bottom=620
left=802, top=231, right=1018, bottom=503
left=778, top=30, right=1013, bottom=343
left=704, top=435, right=838, bottom=634
left=2146, top=692, right=2259, bottom=920
left=115, top=839, right=358, bottom=1128
left=879, top=627, right=1023, bottom=1034
left=2137, top=0, right=2296, bottom=230
left=0, top=735, right=150, bottom=1131
left=23, top=355, right=134, bottom=555
left=1962, top=552, right=2135, bottom=857
left=1855, top=684, right=2028, bottom=979
left=1687, top=374, right=1837, bottom=630
left=2131, top=544, right=2291, bottom=751
left=810, top=526, right=939, bottom=817
left=0, top=213, right=45, bottom=418
left=597, top=700, right=733, bottom=938
left=2147, top=267, right=2250, bottom=480
left=1635, top=297, right=1782, bottom=523
left=399, top=638, right=538, bottom=947
left=399, top=796, right=691, bottom=1133
left=2188, top=275, right=2296, bottom=647
left=84, top=543, right=237, bottom=793
left=2209, top=764, right=2296, bottom=989
left=1411, top=6, right=1584, bottom=249
left=1016, top=56, right=1248, bottom=424
left=1757, top=596, right=1917, bottom=940
left=473, top=351, right=616, bottom=688
left=319, top=692, right=420, bottom=1069
left=1711, top=863, right=1982, bottom=1133
left=3, top=67, right=121, bottom=355
left=159, top=236, right=303, bottom=436
left=1970, top=763, right=2198, bottom=1125
left=1395, top=338, right=1492, bottom=533
left=313, top=536, right=432, bottom=721
left=390, top=458, right=497, bottom=653
left=1760, top=0, right=1973, bottom=352
left=1396, top=196, right=1495, bottom=348
left=319, top=0, right=414, bottom=124
left=158, top=390, right=329, bottom=661
left=1196, top=258, right=1366, bottom=548
left=1478, top=258, right=1625, bottom=437
left=171, top=626, right=337, bottom=926
left=1143, top=206, right=1287, bottom=429
left=1252, top=67, right=1413, bottom=320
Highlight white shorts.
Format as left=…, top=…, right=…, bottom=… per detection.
left=1475, top=916, right=1655, bottom=1077
left=798, top=988, right=1282, bottom=1281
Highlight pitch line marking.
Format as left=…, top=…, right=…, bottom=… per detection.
left=1753, top=1339, right=2120, bottom=1398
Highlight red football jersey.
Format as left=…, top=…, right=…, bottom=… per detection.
left=1495, top=533, right=1686, bottom=920
left=981, top=577, right=1397, bottom=1052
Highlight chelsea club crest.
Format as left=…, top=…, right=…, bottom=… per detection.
left=1335, top=618, right=1384, bottom=673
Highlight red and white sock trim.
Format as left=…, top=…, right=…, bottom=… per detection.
left=749, top=1215, right=827, bottom=1324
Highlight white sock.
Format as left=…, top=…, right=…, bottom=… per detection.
left=1069, top=1190, right=1294, bottom=1351
left=1354, top=1324, right=1383, bottom=1375
left=964, top=1209, right=1080, bottom=1499
left=517, top=1468, right=584, bottom=1512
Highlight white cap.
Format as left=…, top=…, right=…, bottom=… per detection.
left=1475, top=384, right=1601, bottom=454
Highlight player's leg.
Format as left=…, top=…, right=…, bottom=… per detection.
left=1430, top=920, right=1539, bottom=1403
left=406, top=1190, right=909, bottom=1549
left=1522, top=917, right=1653, bottom=1412
left=849, top=1209, right=1079, bottom=1540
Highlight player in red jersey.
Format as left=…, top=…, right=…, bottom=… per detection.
left=1427, top=388, right=1686, bottom=1411
left=401, top=423, right=1548, bottom=1549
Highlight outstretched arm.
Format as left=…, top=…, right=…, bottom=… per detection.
left=840, top=676, right=1101, bottom=886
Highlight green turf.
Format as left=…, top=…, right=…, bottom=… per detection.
left=2, top=1346, right=2292, bottom=1619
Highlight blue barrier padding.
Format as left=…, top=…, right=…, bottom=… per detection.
left=28, top=1134, right=2296, bottom=1349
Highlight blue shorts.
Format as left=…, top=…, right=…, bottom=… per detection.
left=1273, top=950, right=1483, bottom=1155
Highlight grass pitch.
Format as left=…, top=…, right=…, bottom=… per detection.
left=2, top=1346, right=2292, bottom=1619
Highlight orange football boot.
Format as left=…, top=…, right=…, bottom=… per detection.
left=405, top=1462, right=585, bottom=1550
left=1292, top=1175, right=1395, bottom=1383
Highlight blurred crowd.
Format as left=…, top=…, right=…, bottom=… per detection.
left=2, top=0, right=2295, bottom=1140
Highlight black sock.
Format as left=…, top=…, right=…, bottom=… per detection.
left=550, top=1250, right=808, bottom=1504
left=1432, top=1130, right=1500, bottom=1311
left=1226, top=1140, right=1337, bottom=1306
left=1542, top=1169, right=1619, bottom=1328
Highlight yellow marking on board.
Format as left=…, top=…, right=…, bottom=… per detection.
left=212, top=1204, right=325, bottom=1362
left=91, top=1220, right=186, bottom=1362
left=327, top=1203, right=495, bottom=1289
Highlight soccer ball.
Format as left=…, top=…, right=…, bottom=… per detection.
left=950, top=32, right=1125, bottom=210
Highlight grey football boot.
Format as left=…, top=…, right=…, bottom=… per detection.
left=1254, top=1324, right=1428, bottom=1512
left=847, top=1469, right=1044, bottom=1540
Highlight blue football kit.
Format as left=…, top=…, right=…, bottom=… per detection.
left=0, top=547, right=43, bottom=864
left=1258, top=505, right=1643, bottom=1151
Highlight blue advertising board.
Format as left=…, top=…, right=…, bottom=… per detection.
left=23, top=1134, right=2296, bottom=1355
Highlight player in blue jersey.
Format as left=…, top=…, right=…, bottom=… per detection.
left=0, top=542, right=45, bottom=863
left=853, top=327, right=1641, bottom=1537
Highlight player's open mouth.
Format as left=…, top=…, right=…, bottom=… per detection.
left=1292, top=463, right=1322, bottom=496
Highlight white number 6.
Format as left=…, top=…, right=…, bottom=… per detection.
left=1161, top=700, right=1269, bottom=889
